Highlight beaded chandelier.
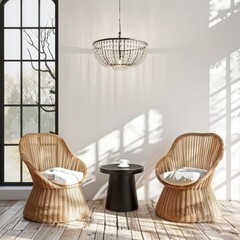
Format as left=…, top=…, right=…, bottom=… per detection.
left=92, top=0, right=148, bottom=70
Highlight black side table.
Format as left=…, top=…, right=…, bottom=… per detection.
left=100, top=164, right=144, bottom=212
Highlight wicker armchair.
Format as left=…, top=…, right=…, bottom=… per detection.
left=155, top=133, right=224, bottom=223
left=19, top=133, right=89, bottom=223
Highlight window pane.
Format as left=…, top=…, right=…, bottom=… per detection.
left=22, top=0, right=38, bottom=27
left=4, top=62, right=20, bottom=104
left=40, top=29, right=55, bottom=60
left=4, top=29, right=20, bottom=59
left=41, top=62, right=55, bottom=104
left=41, top=0, right=55, bottom=27
left=41, top=108, right=55, bottom=133
left=23, top=62, right=39, bottom=104
left=23, top=107, right=38, bottom=135
left=4, top=107, right=20, bottom=144
left=22, top=162, right=32, bottom=182
left=22, top=29, right=39, bottom=60
left=4, top=146, right=20, bottom=182
left=1, top=0, right=57, bottom=186
left=4, top=0, right=20, bottom=27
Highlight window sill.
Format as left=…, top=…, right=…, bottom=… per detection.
left=0, top=186, right=32, bottom=200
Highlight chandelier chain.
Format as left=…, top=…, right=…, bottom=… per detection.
left=118, top=0, right=121, bottom=38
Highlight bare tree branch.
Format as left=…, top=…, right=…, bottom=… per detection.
left=26, top=49, right=39, bottom=71
left=23, top=29, right=44, bottom=54
left=46, top=29, right=54, bottom=59
left=23, top=19, right=56, bottom=113
left=40, top=106, right=55, bottom=112
left=25, top=31, right=55, bottom=80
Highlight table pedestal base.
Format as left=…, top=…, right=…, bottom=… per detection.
left=106, top=174, right=138, bottom=212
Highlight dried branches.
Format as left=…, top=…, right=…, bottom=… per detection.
left=23, top=20, right=56, bottom=113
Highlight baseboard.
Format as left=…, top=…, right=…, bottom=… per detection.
left=0, top=186, right=32, bottom=200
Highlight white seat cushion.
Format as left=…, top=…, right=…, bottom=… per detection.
left=160, top=167, right=207, bottom=186
left=41, top=167, right=84, bottom=185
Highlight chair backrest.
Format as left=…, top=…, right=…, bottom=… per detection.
left=19, top=133, right=74, bottom=171
left=168, top=133, right=224, bottom=170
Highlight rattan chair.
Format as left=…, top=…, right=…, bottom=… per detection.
left=19, top=133, right=89, bottom=223
left=155, top=133, right=224, bottom=223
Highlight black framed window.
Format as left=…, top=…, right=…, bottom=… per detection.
left=0, top=0, right=58, bottom=186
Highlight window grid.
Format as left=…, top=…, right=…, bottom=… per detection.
left=0, top=0, right=58, bottom=186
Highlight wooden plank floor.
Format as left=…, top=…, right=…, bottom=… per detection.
left=1, top=200, right=240, bottom=239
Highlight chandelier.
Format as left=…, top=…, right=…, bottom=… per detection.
left=92, top=0, right=148, bottom=70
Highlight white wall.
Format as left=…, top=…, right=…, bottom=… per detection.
left=59, top=0, right=240, bottom=200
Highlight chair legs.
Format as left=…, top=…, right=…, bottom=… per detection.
left=23, top=185, right=90, bottom=223
left=155, top=186, right=221, bottom=222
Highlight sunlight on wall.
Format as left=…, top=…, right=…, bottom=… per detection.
left=148, top=109, right=163, bottom=144
left=210, top=49, right=240, bottom=200
left=209, top=0, right=240, bottom=28
left=76, top=109, right=163, bottom=200
left=98, top=130, right=120, bottom=162
left=123, top=114, right=145, bottom=153
left=123, top=110, right=163, bottom=154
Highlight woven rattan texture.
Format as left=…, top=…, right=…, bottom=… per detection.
left=155, top=133, right=224, bottom=223
left=19, top=133, right=89, bottom=223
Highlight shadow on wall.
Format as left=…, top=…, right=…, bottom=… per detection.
left=75, top=109, right=164, bottom=200
left=209, top=0, right=240, bottom=28
left=209, top=0, right=240, bottom=200
left=59, top=0, right=240, bottom=201
left=210, top=47, right=240, bottom=200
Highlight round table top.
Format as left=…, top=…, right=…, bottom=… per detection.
left=100, top=163, right=144, bottom=175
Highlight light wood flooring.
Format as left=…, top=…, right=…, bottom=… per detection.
left=1, top=200, right=240, bottom=239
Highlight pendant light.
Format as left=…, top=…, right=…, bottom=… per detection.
left=92, top=0, right=148, bottom=70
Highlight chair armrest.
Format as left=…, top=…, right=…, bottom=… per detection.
left=192, top=166, right=217, bottom=188
left=155, top=156, right=176, bottom=185
left=67, top=155, right=88, bottom=184
left=155, top=155, right=181, bottom=178
left=23, top=160, right=61, bottom=189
